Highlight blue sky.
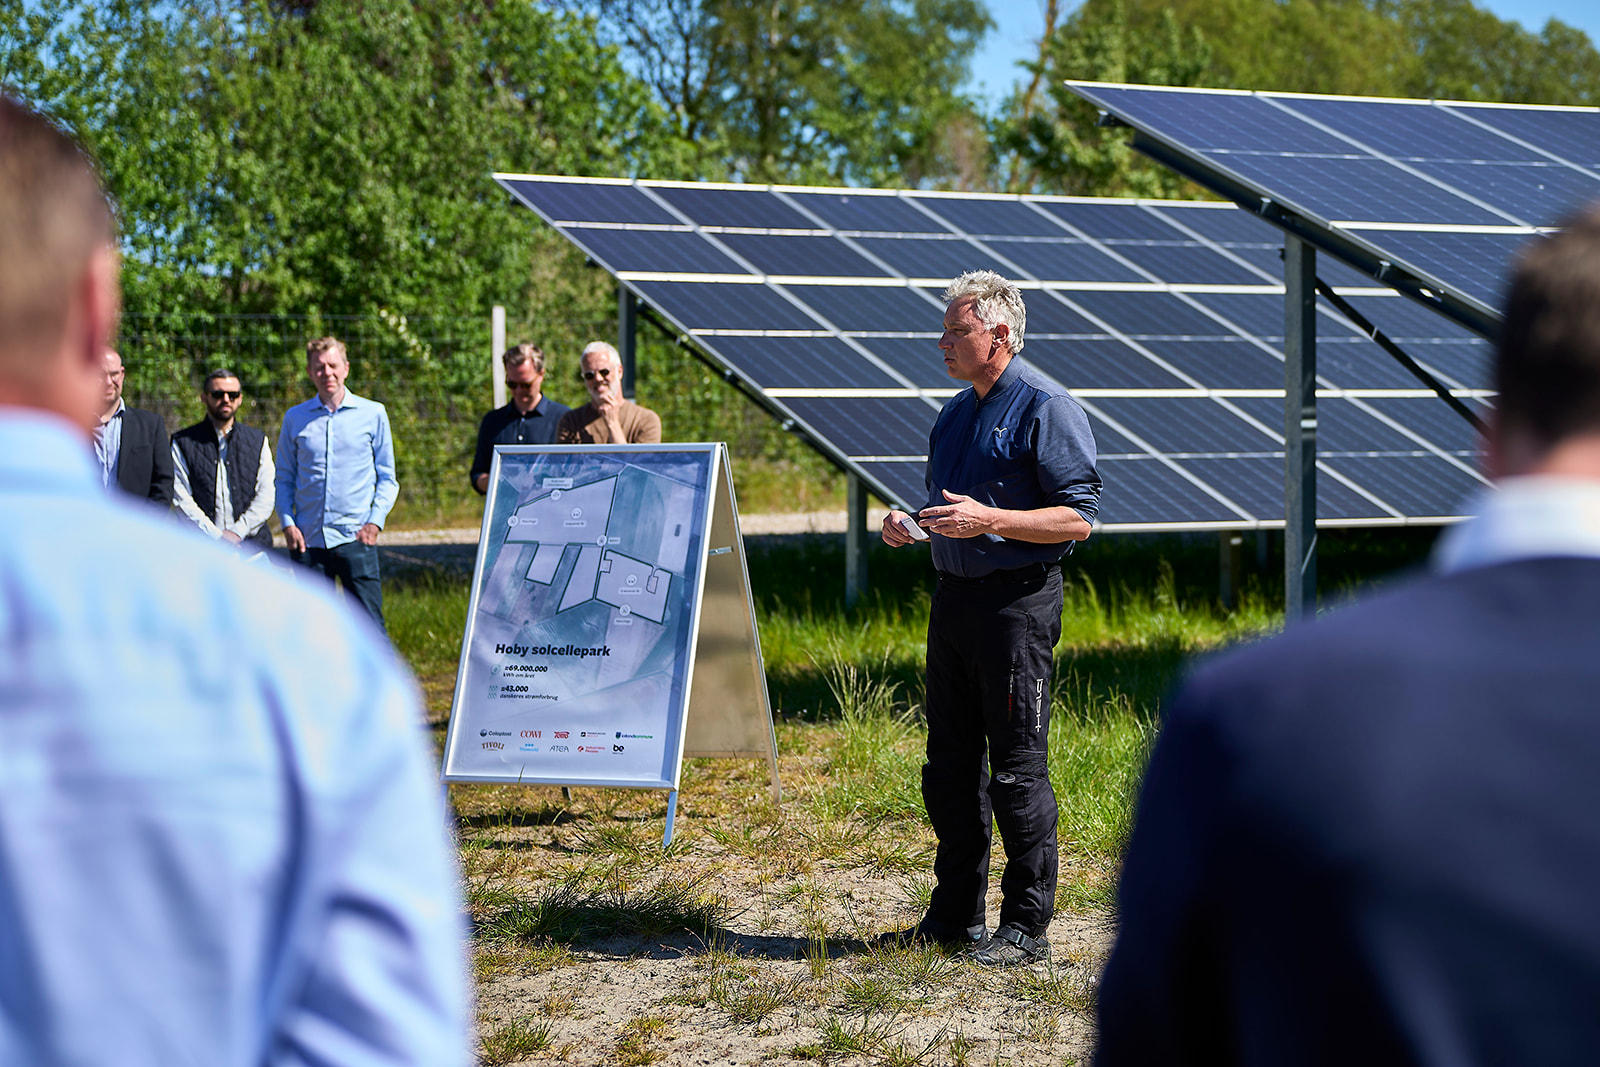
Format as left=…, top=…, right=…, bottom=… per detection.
left=965, top=0, right=1600, bottom=107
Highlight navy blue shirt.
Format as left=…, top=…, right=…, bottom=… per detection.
left=470, top=396, right=570, bottom=491
left=923, top=357, right=1101, bottom=578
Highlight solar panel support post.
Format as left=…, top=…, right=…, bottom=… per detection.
left=1284, top=235, right=1318, bottom=621
left=618, top=286, right=637, bottom=400
left=1220, top=531, right=1244, bottom=612
left=845, top=472, right=868, bottom=609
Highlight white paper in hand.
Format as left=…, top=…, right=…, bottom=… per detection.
left=898, top=514, right=930, bottom=541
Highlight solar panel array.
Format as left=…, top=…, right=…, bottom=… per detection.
left=1066, top=83, right=1600, bottom=332
left=498, top=174, right=1493, bottom=530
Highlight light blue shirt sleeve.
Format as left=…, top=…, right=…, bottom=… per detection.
left=276, top=407, right=300, bottom=532
left=367, top=404, right=398, bottom=530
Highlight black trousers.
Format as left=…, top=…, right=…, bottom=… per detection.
left=922, top=564, right=1062, bottom=936
left=297, top=540, right=386, bottom=635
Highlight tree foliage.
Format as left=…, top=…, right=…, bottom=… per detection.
left=577, top=0, right=993, bottom=186
left=993, top=0, right=1600, bottom=196
left=2, top=0, right=691, bottom=317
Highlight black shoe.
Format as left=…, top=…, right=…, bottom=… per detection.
left=973, top=924, right=1050, bottom=967
left=874, top=917, right=989, bottom=952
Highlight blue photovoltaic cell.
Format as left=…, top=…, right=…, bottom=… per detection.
left=1222, top=245, right=1293, bottom=280
left=1106, top=243, right=1265, bottom=285
left=783, top=191, right=948, bottom=233
left=1278, top=97, right=1545, bottom=164
left=919, top=197, right=1067, bottom=237
left=714, top=233, right=884, bottom=277
left=782, top=284, right=940, bottom=333
left=1225, top=155, right=1512, bottom=225
left=1325, top=454, right=1483, bottom=516
left=1026, top=339, right=1194, bottom=390
left=1089, top=397, right=1276, bottom=454
left=1069, top=292, right=1231, bottom=336
left=1084, top=416, right=1144, bottom=456
left=1092, top=457, right=1243, bottom=524
left=1384, top=341, right=1491, bottom=391
left=852, top=236, right=1015, bottom=279
left=1185, top=293, right=1283, bottom=338
left=984, top=239, right=1149, bottom=284
left=567, top=228, right=745, bottom=275
left=652, top=186, right=815, bottom=230
left=1407, top=161, right=1600, bottom=227
left=1440, top=105, right=1600, bottom=169
left=1359, top=397, right=1491, bottom=454
left=781, top=396, right=938, bottom=457
left=1175, top=456, right=1387, bottom=520
left=630, top=281, right=820, bottom=332
left=1081, top=86, right=1356, bottom=155
left=1333, top=294, right=1481, bottom=341
left=1232, top=396, right=1423, bottom=454
left=1150, top=204, right=1276, bottom=243
left=705, top=336, right=906, bottom=390
left=1139, top=339, right=1282, bottom=389
left=1317, top=339, right=1442, bottom=390
left=1025, top=295, right=1117, bottom=336
left=502, top=179, right=679, bottom=226
left=854, top=460, right=930, bottom=512
left=1037, top=201, right=1186, bottom=241
left=858, top=337, right=948, bottom=389
left=1347, top=229, right=1540, bottom=308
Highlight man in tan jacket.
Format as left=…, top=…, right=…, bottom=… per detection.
left=556, top=341, right=662, bottom=444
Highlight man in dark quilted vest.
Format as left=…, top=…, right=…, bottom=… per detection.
left=171, top=368, right=275, bottom=555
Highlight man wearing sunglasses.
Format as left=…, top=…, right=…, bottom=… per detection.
left=171, top=368, right=276, bottom=555
left=556, top=340, right=662, bottom=444
left=470, top=343, right=570, bottom=493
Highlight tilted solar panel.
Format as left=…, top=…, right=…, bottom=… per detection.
left=497, top=175, right=1494, bottom=530
left=1065, top=82, right=1599, bottom=338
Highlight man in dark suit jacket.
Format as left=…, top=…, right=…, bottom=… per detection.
left=1096, top=205, right=1600, bottom=1066
left=94, top=348, right=173, bottom=505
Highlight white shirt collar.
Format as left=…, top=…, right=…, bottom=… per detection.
left=1434, top=476, right=1600, bottom=574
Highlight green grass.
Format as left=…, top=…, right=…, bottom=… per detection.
left=388, top=526, right=1439, bottom=1061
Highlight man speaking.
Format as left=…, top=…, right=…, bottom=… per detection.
left=882, top=270, right=1101, bottom=967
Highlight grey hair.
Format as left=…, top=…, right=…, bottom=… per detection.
left=582, top=340, right=621, bottom=367
left=942, top=270, right=1026, bottom=354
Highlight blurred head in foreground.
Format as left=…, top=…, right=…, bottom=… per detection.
left=0, top=94, right=467, bottom=1066
left=0, top=95, right=116, bottom=423
left=1493, top=204, right=1600, bottom=478
left=1095, top=204, right=1600, bottom=1067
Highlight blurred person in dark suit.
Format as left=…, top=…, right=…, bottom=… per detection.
left=94, top=347, right=173, bottom=505
left=1097, top=204, right=1600, bottom=1066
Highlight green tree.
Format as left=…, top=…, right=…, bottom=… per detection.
left=581, top=0, right=994, bottom=187
left=2, top=0, right=693, bottom=318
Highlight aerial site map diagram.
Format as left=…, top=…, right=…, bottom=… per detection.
left=443, top=448, right=713, bottom=786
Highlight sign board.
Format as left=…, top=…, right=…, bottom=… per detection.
left=441, top=443, right=778, bottom=841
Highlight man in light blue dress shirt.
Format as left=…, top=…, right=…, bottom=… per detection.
left=0, top=94, right=467, bottom=1065
left=276, top=336, right=400, bottom=633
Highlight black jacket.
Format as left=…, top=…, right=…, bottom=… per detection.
left=115, top=406, right=174, bottom=505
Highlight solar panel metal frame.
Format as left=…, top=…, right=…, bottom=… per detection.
left=1065, top=82, right=1600, bottom=341
left=496, top=173, right=1491, bottom=532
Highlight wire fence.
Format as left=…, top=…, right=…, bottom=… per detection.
left=114, top=311, right=841, bottom=526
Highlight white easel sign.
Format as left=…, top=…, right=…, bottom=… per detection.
left=441, top=443, right=778, bottom=844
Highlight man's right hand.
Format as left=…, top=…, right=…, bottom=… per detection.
left=283, top=525, right=306, bottom=553
left=882, top=509, right=915, bottom=547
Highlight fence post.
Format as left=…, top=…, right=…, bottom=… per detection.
left=491, top=305, right=506, bottom=408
